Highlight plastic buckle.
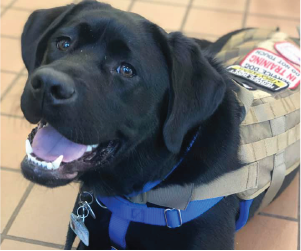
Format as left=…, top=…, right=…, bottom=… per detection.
left=164, top=208, right=182, bottom=228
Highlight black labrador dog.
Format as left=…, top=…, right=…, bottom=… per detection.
left=20, top=1, right=298, bottom=249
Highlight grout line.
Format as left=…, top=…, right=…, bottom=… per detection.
left=1, top=183, right=35, bottom=243
left=297, top=170, right=301, bottom=250
left=180, top=0, right=193, bottom=31
left=2, top=235, right=65, bottom=249
left=258, top=212, right=299, bottom=222
left=0, top=67, right=26, bottom=102
left=0, top=166, right=22, bottom=173
left=7, top=6, right=34, bottom=12
left=242, top=0, right=250, bottom=28
left=127, top=0, right=136, bottom=12
left=1, top=34, right=20, bottom=40
left=0, top=69, right=19, bottom=75
left=192, top=5, right=244, bottom=15
left=248, top=12, right=300, bottom=22
left=0, top=113, right=25, bottom=119
left=0, top=0, right=18, bottom=16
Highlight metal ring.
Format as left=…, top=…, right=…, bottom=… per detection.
left=77, top=205, right=89, bottom=219
left=95, top=197, right=108, bottom=209
left=79, top=191, right=94, bottom=205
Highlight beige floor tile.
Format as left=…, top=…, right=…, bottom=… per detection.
left=1, top=170, right=30, bottom=233
left=1, top=72, right=17, bottom=96
left=98, top=0, right=132, bottom=11
left=1, top=116, right=34, bottom=169
left=1, top=239, right=56, bottom=250
left=193, top=0, right=246, bottom=12
left=137, top=0, right=190, bottom=5
left=8, top=184, right=80, bottom=245
left=261, top=173, right=299, bottom=219
left=1, top=0, right=13, bottom=6
left=1, top=75, right=27, bottom=117
left=249, top=0, right=300, bottom=19
left=1, top=9, right=30, bottom=37
left=13, top=0, right=74, bottom=10
left=183, top=9, right=243, bottom=36
left=1, top=38, right=24, bottom=73
left=131, top=2, right=186, bottom=30
left=246, top=15, right=300, bottom=38
left=235, top=215, right=298, bottom=250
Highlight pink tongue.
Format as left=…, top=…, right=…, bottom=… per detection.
left=32, top=125, right=87, bottom=163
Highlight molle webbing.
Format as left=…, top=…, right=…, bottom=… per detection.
left=216, top=27, right=300, bottom=201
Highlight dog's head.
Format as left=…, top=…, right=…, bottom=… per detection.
left=21, top=0, right=226, bottom=195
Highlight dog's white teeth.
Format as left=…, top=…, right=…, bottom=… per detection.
left=52, top=155, right=63, bottom=170
left=86, top=145, right=93, bottom=152
left=32, top=156, right=38, bottom=164
left=26, top=139, right=33, bottom=154
left=47, top=163, right=53, bottom=170
left=41, top=161, right=48, bottom=168
left=27, top=153, right=33, bottom=161
left=41, top=122, right=49, bottom=128
left=27, top=152, right=63, bottom=170
left=85, top=144, right=98, bottom=152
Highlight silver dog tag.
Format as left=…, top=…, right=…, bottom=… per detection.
left=70, top=213, right=89, bottom=246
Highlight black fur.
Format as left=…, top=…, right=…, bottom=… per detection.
left=19, top=1, right=298, bottom=249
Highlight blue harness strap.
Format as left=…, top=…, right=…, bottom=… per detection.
left=109, top=214, right=130, bottom=249
left=97, top=196, right=253, bottom=249
left=98, top=195, right=223, bottom=249
left=235, top=199, right=253, bottom=231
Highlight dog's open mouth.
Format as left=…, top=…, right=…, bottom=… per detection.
left=21, top=121, right=120, bottom=186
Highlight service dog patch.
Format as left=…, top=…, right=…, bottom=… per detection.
left=274, top=41, right=300, bottom=66
left=227, top=65, right=289, bottom=92
left=240, top=48, right=300, bottom=89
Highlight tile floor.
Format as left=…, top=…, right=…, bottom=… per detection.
left=0, top=0, right=300, bottom=249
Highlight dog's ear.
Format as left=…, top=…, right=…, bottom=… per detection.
left=163, top=32, right=226, bottom=154
left=21, top=5, right=75, bottom=73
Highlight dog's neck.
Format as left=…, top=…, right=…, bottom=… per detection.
left=81, top=82, right=241, bottom=197
left=161, top=87, right=242, bottom=188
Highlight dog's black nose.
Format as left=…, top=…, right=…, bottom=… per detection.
left=31, top=68, right=75, bottom=103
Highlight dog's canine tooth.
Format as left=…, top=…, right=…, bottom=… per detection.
left=27, top=153, right=33, bottom=162
left=26, top=139, right=33, bottom=154
left=86, top=145, right=93, bottom=152
left=52, top=155, right=63, bottom=170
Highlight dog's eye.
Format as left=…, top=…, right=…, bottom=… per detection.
left=56, top=38, right=71, bottom=51
left=117, top=63, right=136, bottom=78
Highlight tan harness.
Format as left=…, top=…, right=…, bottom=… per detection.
left=129, top=28, right=300, bottom=210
